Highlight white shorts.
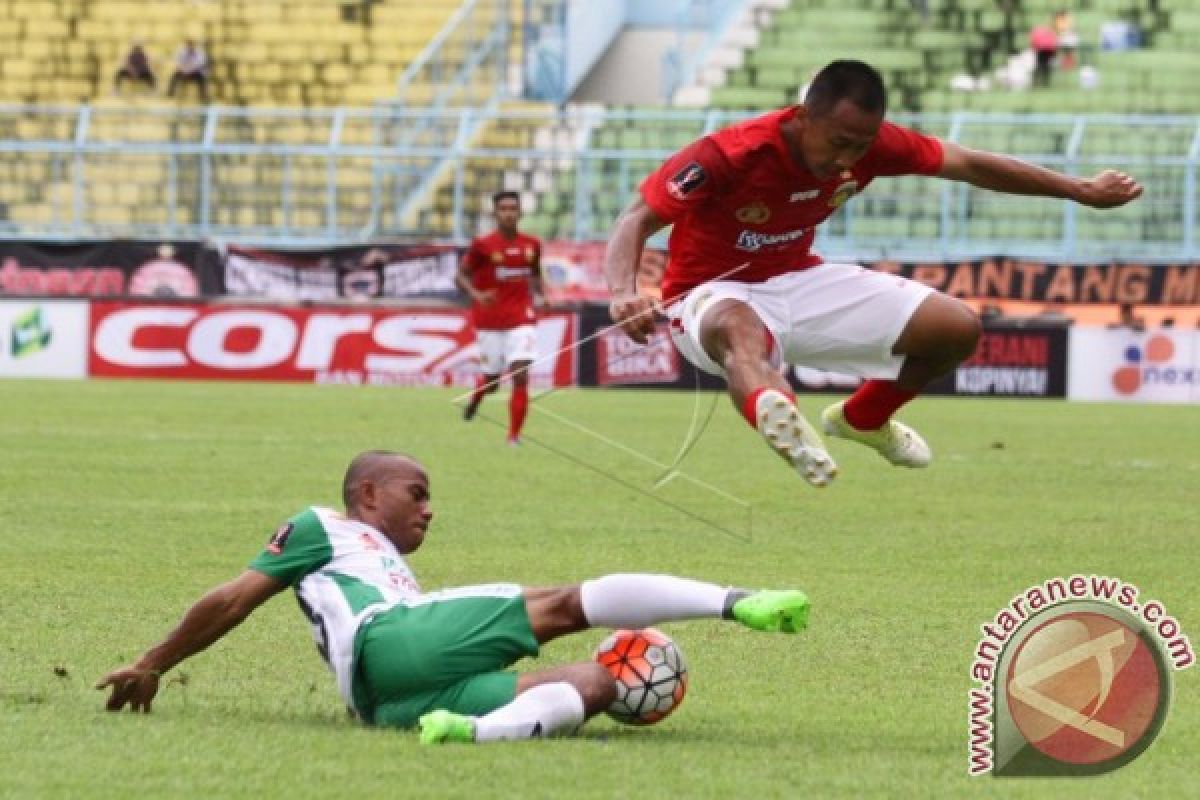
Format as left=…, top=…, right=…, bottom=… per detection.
left=476, top=325, right=537, bottom=375
left=666, top=263, right=933, bottom=379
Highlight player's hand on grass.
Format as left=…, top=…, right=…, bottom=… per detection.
left=609, top=293, right=659, bottom=344
left=1074, top=169, right=1143, bottom=208
left=95, top=666, right=161, bottom=713
left=472, top=288, right=498, bottom=306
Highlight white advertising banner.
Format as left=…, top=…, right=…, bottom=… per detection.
left=0, top=300, right=88, bottom=378
left=1068, top=328, right=1200, bottom=403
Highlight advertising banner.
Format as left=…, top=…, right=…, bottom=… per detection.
left=0, top=300, right=88, bottom=378
left=0, top=241, right=205, bottom=297
left=1068, top=328, right=1199, bottom=403
left=595, top=323, right=681, bottom=386
left=925, top=327, right=1069, bottom=398
left=874, top=260, right=1200, bottom=305
left=88, top=302, right=578, bottom=387
left=789, top=327, right=1068, bottom=398
left=542, top=250, right=1200, bottom=307
left=219, top=244, right=462, bottom=301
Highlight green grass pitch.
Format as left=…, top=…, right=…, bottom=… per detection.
left=0, top=379, right=1195, bottom=798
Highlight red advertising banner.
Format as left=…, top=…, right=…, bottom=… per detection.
left=595, top=323, right=680, bottom=386
left=88, top=302, right=578, bottom=387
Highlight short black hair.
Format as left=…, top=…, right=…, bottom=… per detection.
left=492, top=190, right=520, bottom=207
left=804, top=60, right=887, bottom=119
left=342, top=449, right=416, bottom=510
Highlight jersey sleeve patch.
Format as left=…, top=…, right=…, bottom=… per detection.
left=667, top=161, right=708, bottom=199
left=248, top=508, right=334, bottom=586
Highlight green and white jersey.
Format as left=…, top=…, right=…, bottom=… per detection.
left=249, top=506, right=420, bottom=712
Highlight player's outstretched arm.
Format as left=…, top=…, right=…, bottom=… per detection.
left=938, top=141, right=1143, bottom=209
left=95, top=569, right=284, bottom=712
left=604, top=197, right=667, bottom=343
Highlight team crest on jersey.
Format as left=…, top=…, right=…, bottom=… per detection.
left=735, top=200, right=771, bottom=225
left=524, top=246, right=534, bottom=262
left=359, top=532, right=383, bottom=552
left=266, top=522, right=294, bottom=555
left=490, top=251, right=503, bottom=263
left=666, top=161, right=708, bottom=200
left=828, top=176, right=859, bottom=209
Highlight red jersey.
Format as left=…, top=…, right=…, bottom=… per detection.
left=463, top=231, right=541, bottom=330
left=640, top=107, right=944, bottom=300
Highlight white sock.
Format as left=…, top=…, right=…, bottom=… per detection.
left=472, top=682, right=585, bottom=742
left=580, top=573, right=730, bottom=629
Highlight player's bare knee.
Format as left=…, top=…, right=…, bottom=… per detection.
left=574, top=662, right=618, bottom=712
left=703, top=305, right=769, bottom=374
left=526, top=585, right=588, bottom=636
left=945, top=301, right=982, bottom=362
left=556, top=585, right=587, bottom=628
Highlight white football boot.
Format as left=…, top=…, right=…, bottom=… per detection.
left=821, top=400, right=932, bottom=468
left=755, top=389, right=838, bottom=487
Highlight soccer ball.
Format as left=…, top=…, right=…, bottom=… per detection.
left=593, top=628, right=688, bottom=725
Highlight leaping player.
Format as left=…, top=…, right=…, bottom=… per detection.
left=604, top=60, right=1141, bottom=486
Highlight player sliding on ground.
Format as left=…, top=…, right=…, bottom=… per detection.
left=97, top=450, right=809, bottom=744
left=604, top=60, right=1142, bottom=487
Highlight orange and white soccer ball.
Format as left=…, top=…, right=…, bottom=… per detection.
left=593, top=628, right=688, bottom=725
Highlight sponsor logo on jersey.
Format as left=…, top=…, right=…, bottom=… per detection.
left=666, top=161, right=708, bottom=200
left=735, top=227, right=808, bottom=252
left=494, top=266, right=530, bottom=280
left=829, top=177, right=859, bottom=209
left=790, top=189, right=820, bottom=202
left=267, top=522, right=294, bottom=555
left=734, top=201, right=771, bottom=225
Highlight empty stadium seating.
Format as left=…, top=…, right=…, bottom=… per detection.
left=0, top=0, right=463, bottom=107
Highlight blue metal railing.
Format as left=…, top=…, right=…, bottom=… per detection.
left=0, top=105, right=1195, bottom=260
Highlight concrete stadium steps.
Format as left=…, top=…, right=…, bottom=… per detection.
left=704, top=0, right=1176, bottom=114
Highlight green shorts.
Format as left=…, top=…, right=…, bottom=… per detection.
left=352, top=584, right=540, bottom=729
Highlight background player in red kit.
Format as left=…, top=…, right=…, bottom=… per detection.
left=458, top=191, right=544, bottom=444
left=605, top=60, right=1141, bottom=487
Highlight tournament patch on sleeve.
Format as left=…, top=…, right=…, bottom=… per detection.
left=666, top=161, right=708, bottom=200
left=248, top=509, right=333, bottom=586
left=266, top=522, right=294, bottom=554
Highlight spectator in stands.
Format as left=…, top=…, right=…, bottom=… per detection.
left=1109, top=301, right=1146, bottom=331
left=1029, top=18, right=1058, bottom=87
left=114, top=42, right=155, bottom=93
left=1054, top=10, right=1080, bottom=70
left=167, top=39, right=210, bottom=103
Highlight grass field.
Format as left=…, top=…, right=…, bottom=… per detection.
left=1, top=379, right=1196, bottom=798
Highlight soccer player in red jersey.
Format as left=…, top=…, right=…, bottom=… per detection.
left=457, top=191, right=544, bottom=444
left=604, top=60, right=1141, bottom=486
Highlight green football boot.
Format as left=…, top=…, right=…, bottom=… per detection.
left=418, top=710, right=476, bottom=744
left=731, top=589, right=811, bottom=633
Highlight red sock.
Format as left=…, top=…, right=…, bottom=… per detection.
left=509, top=384, right=529, bottom=438
left=843, top=380, right=916, bottom=431
left=741, top=386, right=796, bottom=428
